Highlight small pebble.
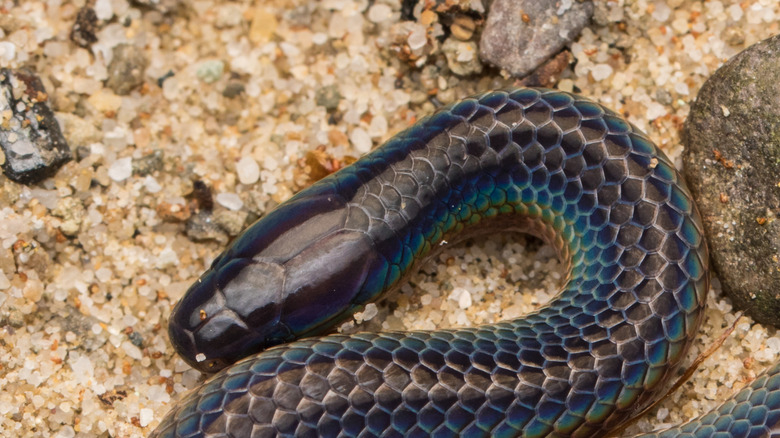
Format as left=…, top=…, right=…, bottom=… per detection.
left=216, top=193, right=244, bottom=211
left=70, top=7, right=99, bottom=49
left=133, top=150, right=164, bottom=176
left=196, top=60, right=225, bottom=84
left=0, top=271, right=10, bottom=290
left=315, top=85, right=341, bottom=111
left=442, top=38, right=483, bottom=76
left=105, top=44, right=149, bottom=95
left=368, top=4, right=393, bottom=23
left=249, top=8, right=278, bottom=44
left=368, top=115, right=388, bottom=138
left=362, top=303, right=378, bottom=321
left=407, top=24, right=428, bottom=51
left=0, top=42, right=16, bottom=62
left=236, top=156, right=260, bottom=185
left=140, top=408, right=154, bottom=427
left=144, top=176, right=162, bottom=193
left=94, top=0, right=113, bottom=20
left=450, top=15, right=476, bottom=41
left=590, top=63, right=613, bottom=81
left=222, top=81, right=245, bottom=98
left=350, top=127, right=372, bottom=154
left=214, top=209, right=249, bottom=236
left=186, top=211, right=228, bottom=243
left=108, top=157, right=132, bottom=182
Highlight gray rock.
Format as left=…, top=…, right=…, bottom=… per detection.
left=479, top=0, right=593, bottom=77
left=683, top=34, right=780, bottom=327
left=133, top=149, right=164, bottom=176
left=186, top=211, right=228, bottom=244
left=0, top=68, right=72, bottom=184
left=214, top=209, right=249, bottom=236
left=105, top=44, right=148, bottom=95
left=315, top=85, right=341, bottom=111
left=222, top=81, right=245, bottom=98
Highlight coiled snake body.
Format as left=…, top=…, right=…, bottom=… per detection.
left=151, top=88, right=780, bottom=437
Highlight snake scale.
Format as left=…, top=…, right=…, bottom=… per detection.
left=150, top=88, right=780, bottom=437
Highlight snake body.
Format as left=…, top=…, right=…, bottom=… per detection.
left=151, top=88, right=780, bottom=437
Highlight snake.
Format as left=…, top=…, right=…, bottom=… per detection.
left=150, top=88, right=780, bottom=437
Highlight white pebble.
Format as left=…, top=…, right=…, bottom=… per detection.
left=350, top=127, right=372, bottom=153
left=556, top=0, right=574, bottom=14
left=728, top=4, right=743, bottom=20
left=216, top=193, right=244, bottom=211
left=767, top=337, right=780, bottom=355
left=108, top=157, right=132, bottom=182
left=0, top=42, right=16, bottom=62
left=95, top=267, right=112, bottom=283
left=368, top=4, right=393, bottom=23
left=449, top=287, right=473, bottom=309
left=144, top=175, right=162, bottom=193
left=35, top=26, right=54, bottom=44
left=94, top=0, right=113, bottom=20
left=368, top=115, right=388, bottom=137
left=651, top=1, right=671, bottom=21
left=156, top=247, right=179, bottom=268
left=90, top=142, right=106, bottom=156
left=70, top=355, right=94, bottom=382
left=0, top=400, right=13, bottom=415
left=646, top=102, right=667, bottom=120
left=671, top=17, right=688, bottom=34
left=263, top=156, right=279, bottom=171
left=236, top=156, right=260, bottom=185
left=139, top=408, right=154, bottom=427
left=312, top=32, right=328, bottom=45
left=54, top=426, right=76, bottom=438
left=121, top=340, right=143, bottom=360
left=590, top=64, right=613, bottom=81
left=706, top=1, right=724, bottom=17
left=459, top=292, right=472, bottom=309
left=31, top=189, right=59, bottom=209
left=362, top=303, right=378, bottom=321
left=328, top=15, right=348, bottom=39
left=407, top=24, right=428, bottom=50
left=279, top=42, right=300, bottom=58
left=91, top=323, right=103, bottom=334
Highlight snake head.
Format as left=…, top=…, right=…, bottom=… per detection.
left=168, top=192, right=378, bottom=373
left=167, top=257, right=289, bottom=373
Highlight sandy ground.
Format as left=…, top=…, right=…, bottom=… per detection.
left=0, top=0, right=779, bottom=436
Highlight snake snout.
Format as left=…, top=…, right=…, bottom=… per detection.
left=168, top=258, right=288, bottom=373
